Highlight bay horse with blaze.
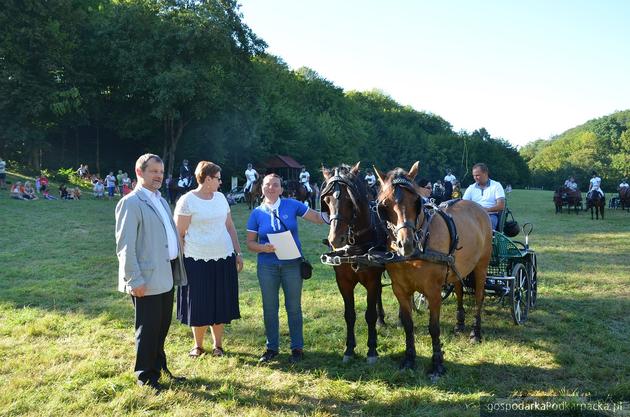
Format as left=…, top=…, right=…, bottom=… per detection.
left=375, top=162, right=492, bottom=378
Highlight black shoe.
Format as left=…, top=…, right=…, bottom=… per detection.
left=289, top=349, right=304, bottom=363
left=258, top=349, right=279, bottom=363
left=137, top=379, right=162, bottom=393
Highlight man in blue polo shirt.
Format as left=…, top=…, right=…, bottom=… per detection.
left=462, top=163, right=505, bottom=230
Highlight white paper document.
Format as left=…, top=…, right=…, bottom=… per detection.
left=267, top=231, right=301, bottom=260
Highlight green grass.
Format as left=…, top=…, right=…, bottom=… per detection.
left=1, top=174, right=629, bottom=416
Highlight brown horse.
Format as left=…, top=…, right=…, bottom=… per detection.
left=245, top=179, right=261, bottom=210
left=320, top=163, right=387, bottom=363
left=295, top=182, right=312, bottom=206
left=553, top=186, right=582, bottom=214
left=585, top=190, right=605, bottom=220
left=375, top=162, right=492, bottom=378
left=619, top=187, right=630, bottom=212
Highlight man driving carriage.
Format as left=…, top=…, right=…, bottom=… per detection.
left=462, top=163, right=505, bottom=230
left=564, top=176, right=578, bottom=191
left=244, top=163, right=259, bottom=193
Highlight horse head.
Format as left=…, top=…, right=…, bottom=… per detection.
left=375, top=161, right=422, bottom=257
left=320, top=162, right=371, bottom=250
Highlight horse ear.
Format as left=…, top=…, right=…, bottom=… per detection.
left=374, top=165, right=386, bottom=185
left=322, top=167, right=331, bottom=180
left=350, top=161, right=361, bottom=175
left=408, top=161, right=420, bottom=180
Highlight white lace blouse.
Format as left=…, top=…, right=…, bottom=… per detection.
left=174, top=191, right=234, bottom=261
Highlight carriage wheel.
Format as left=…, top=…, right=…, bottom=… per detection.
left=412, top=285, right=454, bottom=312
left=510, top=263, right=530, bottom=325
left=528, top=253, right=538, bottom=309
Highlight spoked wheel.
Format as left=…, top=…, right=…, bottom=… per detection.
left=527, top=253, right=538, bottom=309
left=510, top=263, right=530, bottom=325
left=412, top=284, right=454, bottom=312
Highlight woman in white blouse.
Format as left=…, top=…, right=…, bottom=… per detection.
left=174, top=161, right=244, bottom=358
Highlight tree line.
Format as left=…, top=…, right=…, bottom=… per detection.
left=0, top=0, right=529, bottom=187
left=520, top=110, right=630, bottom=191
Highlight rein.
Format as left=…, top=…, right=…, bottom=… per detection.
left=377, top=175, right=465, bottom=283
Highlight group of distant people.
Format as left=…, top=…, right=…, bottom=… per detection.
left=563, top=171, right=629, bottom=200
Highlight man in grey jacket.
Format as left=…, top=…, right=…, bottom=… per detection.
left=115, top=153, right=187, bottom=392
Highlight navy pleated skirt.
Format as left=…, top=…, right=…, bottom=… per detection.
left=177, top=254, right=240, bottom=326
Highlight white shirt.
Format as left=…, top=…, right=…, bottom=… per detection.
left=444, top=174, right=456, bottom=184
left=0, top=160, right=5, bottom=174
left=620, top=182, right=629, bottom=188
left=140, top=187, right=179, bottom=260
left=105, top=175, right=116, bottom=187
left=245, top=168, right=258, bottom=182
left=300, top=171, right=310, bottom=183
left=462, top=179, right=505, bottom=211
left=365, top=174, right=376, bottom=187
left=174, top=191, right=234, bottom=261
left=590, top=177, right=602, bottom=191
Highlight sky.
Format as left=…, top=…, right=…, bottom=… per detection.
left=239, top=0, right=630, bottom=147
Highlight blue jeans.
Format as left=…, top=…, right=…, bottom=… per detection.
left=257, top=260, right=303, bottom=351
left=489, top=213, right=499, bottom=230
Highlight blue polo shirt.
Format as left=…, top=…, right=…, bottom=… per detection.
left=246, top=198, right=309, bottom=265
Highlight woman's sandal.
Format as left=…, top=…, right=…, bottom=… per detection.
left=189, top=346, right=205, bottom=358
left=212, top=347, right=224, bottom=357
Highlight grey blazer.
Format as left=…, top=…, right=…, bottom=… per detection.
left=115, top=188, right=187, bottom=295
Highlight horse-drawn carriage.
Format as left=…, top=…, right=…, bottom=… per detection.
left=553, top=186, right=583, bottom=214
left=318, top=162, right=538, bottom=377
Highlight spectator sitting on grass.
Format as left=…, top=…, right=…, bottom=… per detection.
left=94, top=180, right=105, bottom=199
left=71, top=186, right=82, bottom=200
left=10, top=182, right=30, bottom=200
left=24, top=181, right=38, bottom=200
left=59, top=183, right=70, bottom=199
left=42, top=188, right=57, bottom=200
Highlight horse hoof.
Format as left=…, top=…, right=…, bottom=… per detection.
left=469, top=333, right=482, bottom=344
left=366, top=355, right=378, bottom=365
left=342, top=355, right=353, bottom=364
left=454, top=324, right=465, bottom=334
left=377, top=319, right=386, bottom=328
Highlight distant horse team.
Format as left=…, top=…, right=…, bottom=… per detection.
left=553, top=186, right=582, bottom=214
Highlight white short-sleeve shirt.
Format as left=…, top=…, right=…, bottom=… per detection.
left=590, top=177, right=602, bottom=191
left=245, top=168, right=258, bottom=182
left=444, top=174, right=456, bottom=184
left=462, top=179, right=505, bottom=210
left=174, top=191, right=234, bottom=261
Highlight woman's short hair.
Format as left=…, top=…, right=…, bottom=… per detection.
left=262, top=173, right=282, bottom=184
left=195, top=161, right=221, bottom=184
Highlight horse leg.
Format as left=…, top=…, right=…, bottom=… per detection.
left=376, top=276, right=386, bottom=327
left=470, top=265, right=486, bottom=344
left=601, top=203, right=604, bottom=220
left=336, top=277, right=357, bottom=363
left=393, top=286, right=415, bottom=370
left=364, top=277, right=380, bottom=364
left=425, top=291, right=446, bottom=379
left=453, top=281, right=465, bottom=334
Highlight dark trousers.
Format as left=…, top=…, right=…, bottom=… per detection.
left=131, top=287, right=174, bottom=383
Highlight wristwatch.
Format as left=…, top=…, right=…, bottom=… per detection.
left=235, top=252, right=242, bottom=256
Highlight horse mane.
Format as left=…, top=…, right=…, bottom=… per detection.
left=378, top=167, right=422, bottom=202
left=326, top=164, right=369, bottom=208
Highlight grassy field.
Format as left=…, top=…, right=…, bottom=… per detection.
left=1, top=174, right=629, bottom=416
